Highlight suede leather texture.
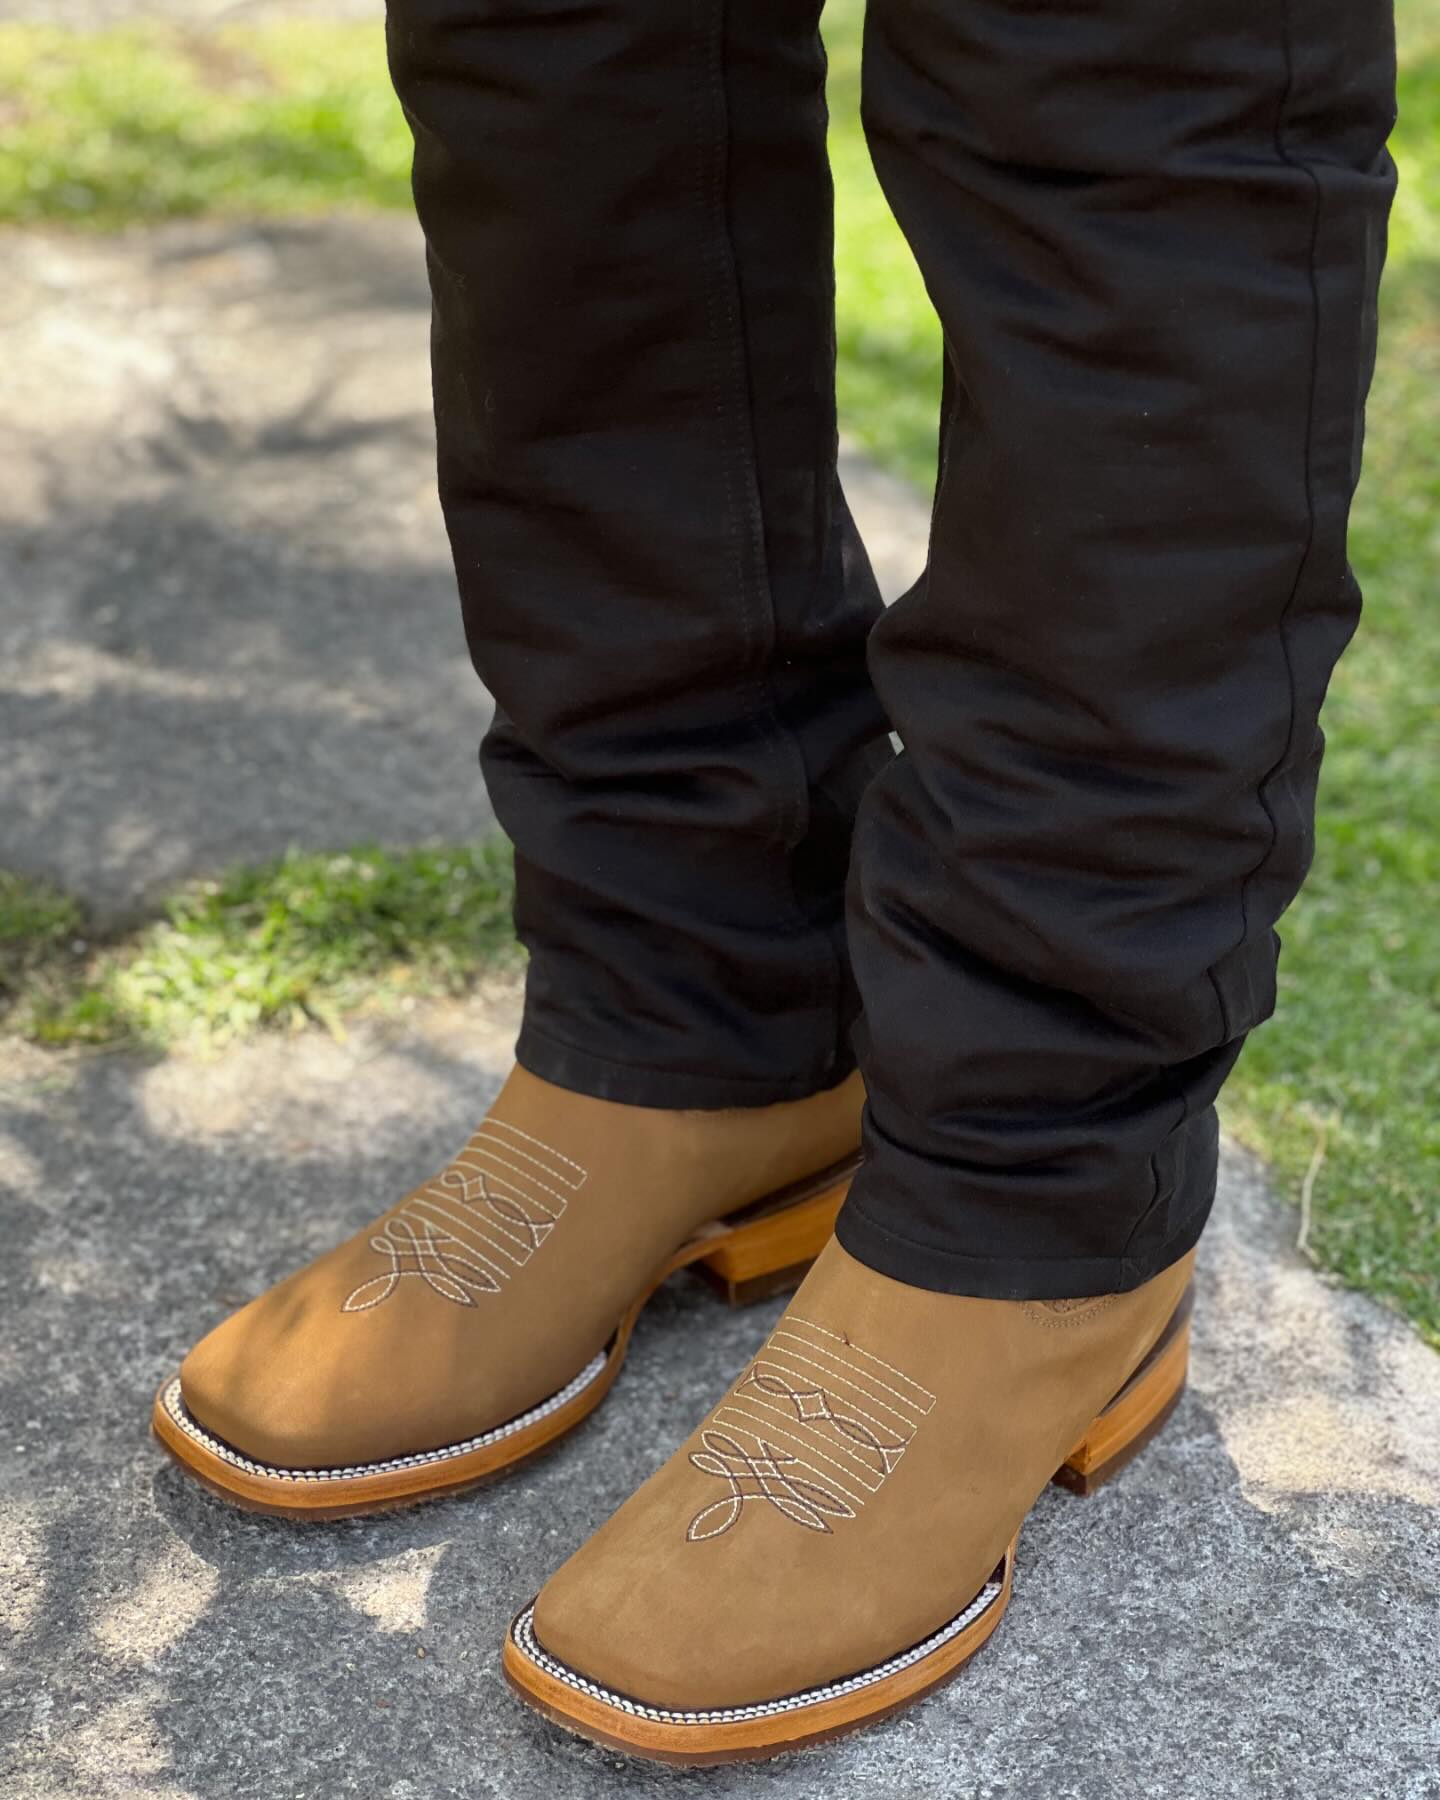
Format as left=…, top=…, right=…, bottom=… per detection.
left=531, top=1239, right=1195, bottom=1709
left=179, top=1068, right=864, bottom=1469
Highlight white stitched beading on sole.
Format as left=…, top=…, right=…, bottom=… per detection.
left=508, top=1563, right=1007, bottom=1727
left=159, top=1352, right=610, bottom=1484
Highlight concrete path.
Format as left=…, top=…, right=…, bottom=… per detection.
left=0, top=217, right=923, bottom=923
left=1, top=1006, right=1437, bottom=1799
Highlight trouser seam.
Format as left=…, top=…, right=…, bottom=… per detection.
left=694, top=0, right=846, bottom=1077
left=1124, top=1087, right=1194, bottom=1265
left=1201, top=0, right=1324, bottom=1036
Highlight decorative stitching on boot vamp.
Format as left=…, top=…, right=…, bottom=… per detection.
left=342, top=1118, right=588, bottom=1312
left=686, top=1315, right=936, bottom=1541
left=1021, top=1294, right=1120, bottom=1329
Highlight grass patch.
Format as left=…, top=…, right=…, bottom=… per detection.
left=0, top=871, right=87, bottom=1025
left=1224, top=289, right=1440, bottom=1346
left=0, top=7, right=1433, bottom=1337
left=1223, top=10, right=1440, bottom=1341
left=827, top=0, right=942, bottom=485
left=1, top=843, right=517, bottom=1050
left=0, top=23, right=412, bottom=226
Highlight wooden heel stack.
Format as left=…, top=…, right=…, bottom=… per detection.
left=692, top=1167, right=855, bottom=1306
left=1052, top=1284, right=1194, bottom=1495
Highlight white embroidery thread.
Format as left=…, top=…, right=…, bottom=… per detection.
left=686, top=1316, right=935, bottom=1541
left=342, top=1119, right=587, bottom=1313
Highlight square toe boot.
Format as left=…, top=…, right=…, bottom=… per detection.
left=152, top=1068, right=865, bottom=1518
left=504, top=1238, right=1196, bottom=1763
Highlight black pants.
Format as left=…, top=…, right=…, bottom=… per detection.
left=387, top=0, right=1395, bottom=1298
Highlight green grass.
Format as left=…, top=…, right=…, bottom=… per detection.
left=826, top=0, right=942, bottom=485
left=1225, top=1, right=1440, bottom=1335
left=0, top=9, right=1434, bottom=1340
left=0, top=844, right=517, bottom=1051
left=0, top=24, right=413, bottom=226
left=0, top=871, right=87, bottom=1023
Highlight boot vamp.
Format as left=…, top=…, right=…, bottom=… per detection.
left=532, top=1241, right=1194, bottom=1710
left=179, top=1069, right=866, bottom=1470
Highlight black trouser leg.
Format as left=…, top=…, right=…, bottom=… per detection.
left=835, top=0, right=1397, bottom=1295
left=386, top=0, right=891, bottom=1107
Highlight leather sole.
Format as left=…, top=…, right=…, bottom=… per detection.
left=501, top=1282, right=1193, bottom=1765
left=149, top=1153, right=861, bottom=1521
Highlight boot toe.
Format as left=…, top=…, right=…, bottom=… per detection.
left=528, top=1512, right=824, bottom=1712
left=176, top=1241, right=402, bottom=1470
left=179, top=1289, right=343, bottom=1469
left=530, top=1543, right=692, bottom=1707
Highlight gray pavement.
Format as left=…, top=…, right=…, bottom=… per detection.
left=1, top=1007, right=1437, bottom=1799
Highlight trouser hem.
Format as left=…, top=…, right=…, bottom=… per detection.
left=515, top=1018, right=857, bottom=1111
left=834, top=1190, right=1213, bottom=1302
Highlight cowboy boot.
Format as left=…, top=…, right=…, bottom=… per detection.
left=152, top=1067, right=864, bottom=1518
left=503, top=1236, right=1196, bottom=1763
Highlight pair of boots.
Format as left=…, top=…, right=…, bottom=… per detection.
left=154, top=1069, right=1195, bottom=1765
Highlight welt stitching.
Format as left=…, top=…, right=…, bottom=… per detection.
left=509, top=1569, right=1007, bottom=1725
left=161, top=1356, right=610, bottom=1483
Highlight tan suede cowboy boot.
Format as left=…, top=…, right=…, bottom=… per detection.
left=503, top=1237, right=1196, bottom=1763
left=152, top=1068, right=864, bottom=1518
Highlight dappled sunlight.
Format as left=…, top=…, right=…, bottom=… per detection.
left=93, top=1539, right=220, bottom=1664
left=301, top=1541, right=448, bottom=1637
left=1191, top=1146, right=1440, bottom=1573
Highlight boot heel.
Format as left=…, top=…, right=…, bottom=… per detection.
left=693, top=1172, right=853, bottom=1307
left=1052, top=1287, right=1194, bottom=1496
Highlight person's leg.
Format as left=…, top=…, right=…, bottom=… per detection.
left=509, top=0, right=1396, bottom=1758
left=390, top=0, right=889, bottom=1108
left=157, top=0, right=891, bottom=1515
left=837, top=0, right=1398, bottom=1298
